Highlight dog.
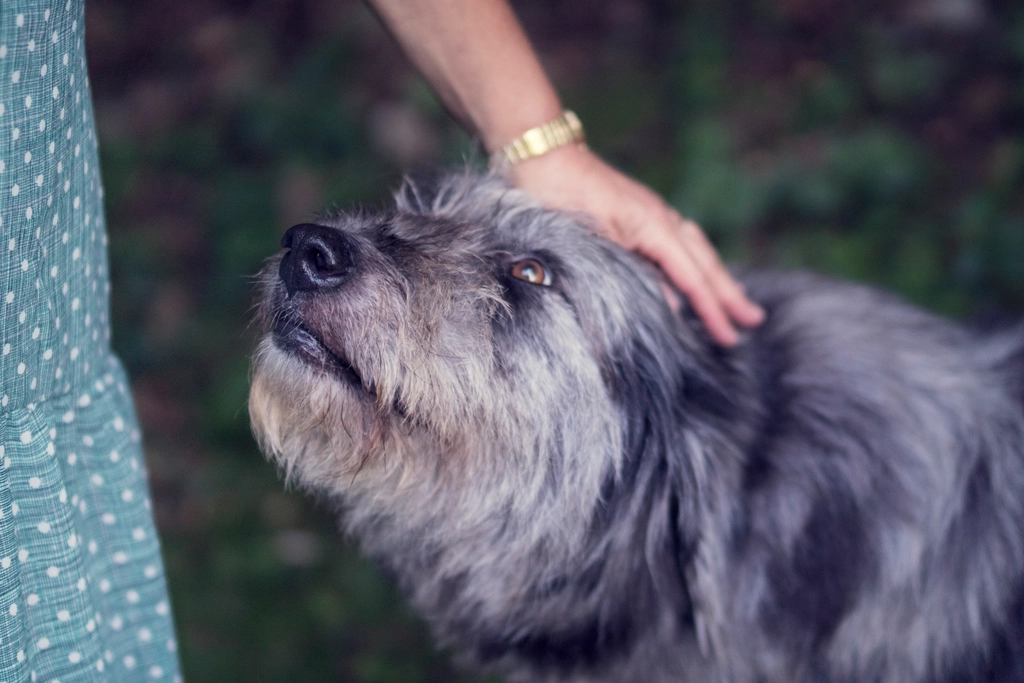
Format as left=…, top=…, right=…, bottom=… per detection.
left=249, top=171, right=1024, bottom=683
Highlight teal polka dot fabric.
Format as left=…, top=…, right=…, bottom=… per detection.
left=1, top=1, right=182, bottom=681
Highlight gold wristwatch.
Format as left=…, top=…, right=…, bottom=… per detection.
left=489, top=111, right=586, bottom=172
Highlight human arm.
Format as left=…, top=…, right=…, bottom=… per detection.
left=366, top=0, right=764, bottom=344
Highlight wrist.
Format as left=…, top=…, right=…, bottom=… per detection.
left=477, top=98, right=564, bottom=153
left=507, top=144, right=599, bottom=206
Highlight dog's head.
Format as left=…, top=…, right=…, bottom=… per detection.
left=249, top=172, right=709, bottom=535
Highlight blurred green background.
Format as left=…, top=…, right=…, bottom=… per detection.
left=83, top=0, right=1024, bottom=680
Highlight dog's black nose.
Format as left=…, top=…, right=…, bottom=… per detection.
left=279, top=223, right=355, bottom=296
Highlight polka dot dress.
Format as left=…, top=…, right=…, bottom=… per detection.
left=0, top=1, right=182, bottom=681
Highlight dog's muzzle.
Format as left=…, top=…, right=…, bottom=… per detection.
left=278, top=223, right=355, bottom=297
left=271, top=223, right=369, bottom=391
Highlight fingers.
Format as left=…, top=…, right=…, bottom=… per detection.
left=641, top=225, right=742, bottom=346
left=674, top=216, right=765, bottom=328
left=635, top=209, right=764, bottom=346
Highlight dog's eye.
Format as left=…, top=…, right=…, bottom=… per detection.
left=511, top=259, right=552, bottom=286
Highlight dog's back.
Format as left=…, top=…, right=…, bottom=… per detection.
left=721, top=272, right=1024, bottom=682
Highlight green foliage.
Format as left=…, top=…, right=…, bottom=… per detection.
left=665, top=1, right=1024, bottom=315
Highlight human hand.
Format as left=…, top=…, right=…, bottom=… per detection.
left=508, top=144, right=765, bottom=346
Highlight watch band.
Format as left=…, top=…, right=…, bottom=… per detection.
left=488, top=110, right=585, bottom=172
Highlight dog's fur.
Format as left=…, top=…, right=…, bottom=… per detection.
left=249, top=171, right=1024, bottom=683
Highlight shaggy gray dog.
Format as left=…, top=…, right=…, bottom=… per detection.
left=249, top=171, right=1024, bottom=683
